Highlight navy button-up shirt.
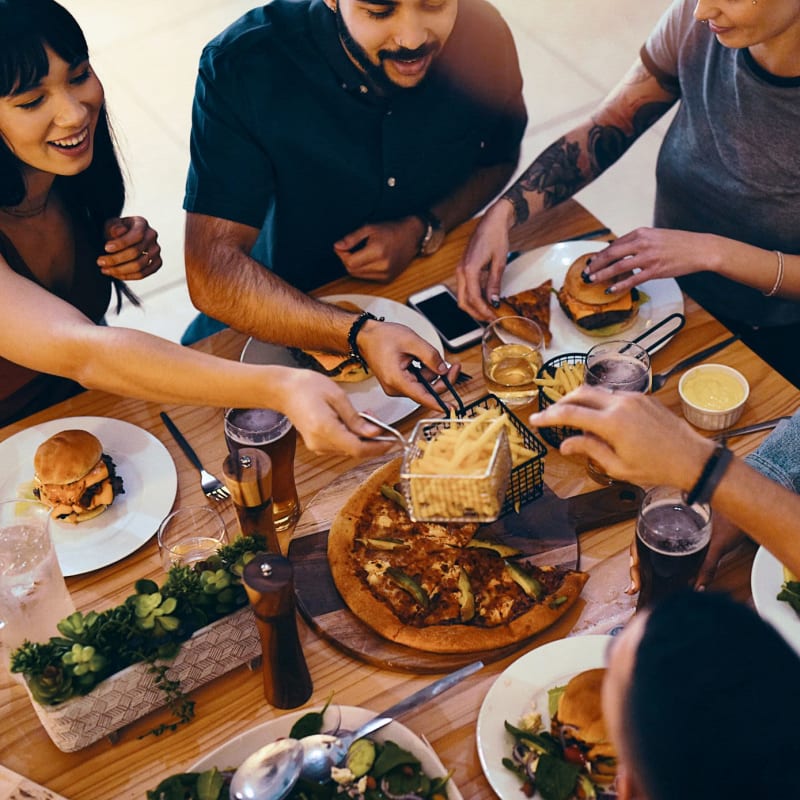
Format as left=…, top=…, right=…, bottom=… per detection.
left=185, top=0, right=526, bottom=292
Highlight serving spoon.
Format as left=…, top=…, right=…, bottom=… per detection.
left=230, top=660, right=483, bottom=800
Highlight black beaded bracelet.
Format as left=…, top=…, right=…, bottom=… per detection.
left=346, top=311, right=384, bottom=369
left=686, top=444, right=734, bottom=506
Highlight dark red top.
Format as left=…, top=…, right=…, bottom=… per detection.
left=0, top=223, right=111, bottom=425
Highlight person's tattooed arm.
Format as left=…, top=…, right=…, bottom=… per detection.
left=502, top=59, right=677, bottom=226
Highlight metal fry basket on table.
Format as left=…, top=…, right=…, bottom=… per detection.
left=536, top=352, right=586, bottom=448
left=394, top=384, right=546, bottom=521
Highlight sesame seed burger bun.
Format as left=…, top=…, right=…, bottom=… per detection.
left=34, top=430, right=103, bottom=485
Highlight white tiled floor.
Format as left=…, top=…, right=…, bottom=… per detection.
left=62, top=0, right=672, bottom=343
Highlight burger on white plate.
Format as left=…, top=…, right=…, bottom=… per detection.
left=33, top=429, right=124, bottom=523
left=551, top=667, right=618, bottom=789
left=557, top=254, right=641, bottom=337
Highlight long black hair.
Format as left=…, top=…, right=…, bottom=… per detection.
left=0, top=0, right=136, bottom=308
left=624, top=590, right=800, bottom=799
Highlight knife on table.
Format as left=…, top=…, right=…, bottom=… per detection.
left=713, top=416, right=790, bottom=443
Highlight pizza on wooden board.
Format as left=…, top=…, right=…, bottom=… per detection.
left=327, top=459, right=588, bottom=654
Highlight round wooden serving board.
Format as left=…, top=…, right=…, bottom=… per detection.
left=287, top=457, right=604, bottom=674
left=288, top=465, right=529, bottom=672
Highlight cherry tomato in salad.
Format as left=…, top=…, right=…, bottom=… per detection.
left=562, top=745, right=587, bottom=766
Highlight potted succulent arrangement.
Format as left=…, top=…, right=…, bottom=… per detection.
left=9, top=535, right=266, bottom=752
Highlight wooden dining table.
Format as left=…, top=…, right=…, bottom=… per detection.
left=1, top=199, right=797, bottom=800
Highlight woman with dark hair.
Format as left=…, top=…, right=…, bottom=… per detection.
left=0, top=0, right=388, bottom=457
left=603, top=590, right=800, bottom=800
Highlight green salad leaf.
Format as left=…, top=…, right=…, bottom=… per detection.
left=535, top=753, right=581, bottom=800
left=145, top=735, right=450, bottom=800
left=778, top=580, right=800, bottom=615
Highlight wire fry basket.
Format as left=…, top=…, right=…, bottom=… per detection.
left=400, top=394, right=545, bottom=521
left=463, top=394, right=546, bottom=514
left=401, top=417, right=512, bottom=523
left=536, top=353, right=586, bottom=447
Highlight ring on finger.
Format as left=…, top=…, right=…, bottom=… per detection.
left=141, top=249, right=154, bottom=268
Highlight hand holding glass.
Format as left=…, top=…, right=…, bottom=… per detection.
left=583, top=339, right=651, bottom=483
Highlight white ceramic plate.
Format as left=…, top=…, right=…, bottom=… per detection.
left=191, top=704, right=463, bottom=799
left=241, top=294, right=443, bottom=426
left=502, top=241, right=684, bottom=357
left=0, top=416, right=177, bottom=576
left=751, top=546, right=800, bottom=657
left=476, top=635, right=613, bottom=800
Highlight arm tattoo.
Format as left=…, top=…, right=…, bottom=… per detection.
left=502, top=137, right=583, bottom=224
left=589, top=99, right=674, bottom=173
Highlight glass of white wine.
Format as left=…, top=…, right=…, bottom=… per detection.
left=157, top=505, right=228, bottom=571
left=481, top=316, right=544, bottom=407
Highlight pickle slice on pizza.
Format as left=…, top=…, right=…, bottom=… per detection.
left=328, top=459, right=588, bottom=654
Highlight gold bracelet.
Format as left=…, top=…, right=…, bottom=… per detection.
left=763, top=250, right=785, bottom=297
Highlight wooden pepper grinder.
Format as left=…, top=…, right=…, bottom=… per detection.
left=222, top=448, right=280, bottom=553
left=242, top=553, right=313, bottom=709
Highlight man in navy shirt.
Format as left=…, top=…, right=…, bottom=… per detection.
left=183, top=0, right=526, bottom=407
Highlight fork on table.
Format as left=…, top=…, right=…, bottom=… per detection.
left=159, top=412, right=230, bottom=502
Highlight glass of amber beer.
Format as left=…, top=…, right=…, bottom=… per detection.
left=635, top=485, right=712, bottom=611
left=224, top=408, right=300, bottom=531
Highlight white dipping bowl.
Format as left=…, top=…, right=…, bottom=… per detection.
left=678, top=363, right=749, bottom=431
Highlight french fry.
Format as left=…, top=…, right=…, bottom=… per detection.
left=539, top=362, right=586, bottom=401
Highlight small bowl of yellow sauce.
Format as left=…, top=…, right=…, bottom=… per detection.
left=678, top=363, right=749, bottom=430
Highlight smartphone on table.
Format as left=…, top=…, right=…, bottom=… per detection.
left=407, top=284, right=484, bottom=351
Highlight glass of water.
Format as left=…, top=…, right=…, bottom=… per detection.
left=0, top=499, right=75, bottom=662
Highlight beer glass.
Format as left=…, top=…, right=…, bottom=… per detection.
left=0, top=499, right=75, bottom=661
left=636, top=485, right=712, bottom=610
left=583, top=339, right=651, bottom=483
left=481, top=316, right=544, bottom=407
left=224, top=408, right=300, bottom=531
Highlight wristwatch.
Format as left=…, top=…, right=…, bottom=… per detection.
left=416, top=210, right=445, bottom=257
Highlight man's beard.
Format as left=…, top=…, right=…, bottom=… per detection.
left=334, top=5, right=438, bottom=93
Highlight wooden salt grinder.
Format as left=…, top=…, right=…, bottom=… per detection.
left=222, top=448, right=280, bottom=553
left=242, top=553, right=313, bottom=709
